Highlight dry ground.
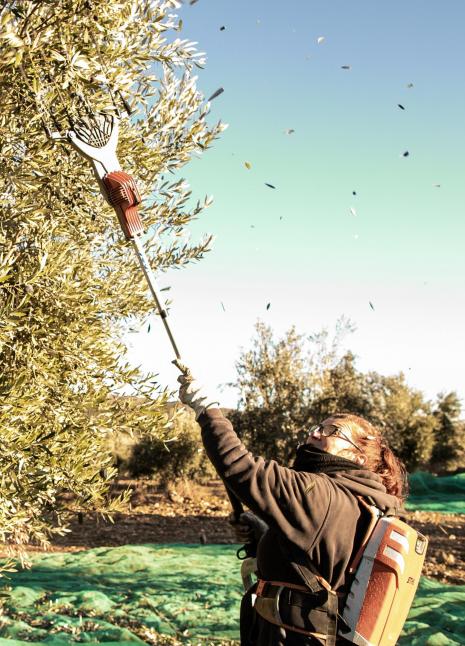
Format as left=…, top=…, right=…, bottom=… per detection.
left=7, top=479, right=464, bottom=586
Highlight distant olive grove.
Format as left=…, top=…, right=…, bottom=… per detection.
left=116, top=319, right=464, bottom=481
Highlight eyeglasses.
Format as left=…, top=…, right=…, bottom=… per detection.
left=308, top=424, right=364, bottom=453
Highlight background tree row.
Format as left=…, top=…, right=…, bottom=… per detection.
left=115, top=319, right=463, bottom=481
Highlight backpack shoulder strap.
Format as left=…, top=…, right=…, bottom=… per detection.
left=365, top=493, right=404, bottom=519
left=347, top=497, right=383, bottom=574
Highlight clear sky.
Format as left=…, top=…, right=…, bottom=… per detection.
left=127, top=0, right=465, bottom=408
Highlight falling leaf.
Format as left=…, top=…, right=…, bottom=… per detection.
left=220, top=26, right=225, bottom=31
left=403, top=151, right=409, bottom=157
left=220, top=302, right=225, bottom=311
left=369, top=301, right=375, bottom=311
left=407, top=83, right=414, bottom=88
left=398, top=104, right=405, bottom=110
left=244, top=161, right=252, bottom=169
left=148, top=323, right=151, bottom=333
left=284, top=128, right=295, bottom=135
left=352, top=191, right=357, bottom=196
left=341, top=65, right=351, bottom=70
left=190, top=0, right=199, bottom=4
left=265, top=183, right=276, bottom=189
left=207, top=87, right=224, bottom=102
left=349, top=207, right=357, bottom=216
left=317, top=36, right=325, bottom=44
left=266, top=303, right=271, bottom=310
left=433, top=183, right=441, bottom=188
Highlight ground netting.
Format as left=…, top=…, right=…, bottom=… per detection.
left=406, top=472, right=465, bottom=514
left=0, top=545, right=463, bottom=645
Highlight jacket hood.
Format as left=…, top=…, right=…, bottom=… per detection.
left=291, top=444, right=401, bottom=512
left=327, top=470, right=401, bottom=513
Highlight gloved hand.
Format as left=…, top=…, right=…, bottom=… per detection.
left=173, top=360, right=220, bottom=420
left=229, top=511, right=269, bottom=544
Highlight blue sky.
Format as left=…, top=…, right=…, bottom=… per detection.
left=127, top=0, right=465, bottom=407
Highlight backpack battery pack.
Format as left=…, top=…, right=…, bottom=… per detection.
left=340, top=513, right=428, bottom=646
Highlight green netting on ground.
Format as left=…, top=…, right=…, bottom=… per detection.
left=0, top=545, right=241, bottom=644
left=406, top=472, right=465, bottom=514
left=0, top=545, right=463, bottom=644
left=399, top=577, right=465, bottom=646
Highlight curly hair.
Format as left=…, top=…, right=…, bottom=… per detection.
left=328, top=413, right=409, bottom=502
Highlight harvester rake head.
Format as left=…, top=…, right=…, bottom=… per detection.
left=72, top=112, right=114, bottom=149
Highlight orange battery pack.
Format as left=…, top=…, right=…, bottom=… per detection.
left=340, top=514, right=428, bottom=646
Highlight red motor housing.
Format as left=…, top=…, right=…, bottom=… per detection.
left=103, top=171, right=144, bottom=240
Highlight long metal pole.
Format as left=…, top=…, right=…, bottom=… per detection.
left=131, top=233, right=181, bottom=360
left=131, top=235, right=250, bottom=527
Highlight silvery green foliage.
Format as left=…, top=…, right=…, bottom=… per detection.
left=0, top=0, right=225, bottom=562
left=230, top=320, right=442, bottom=470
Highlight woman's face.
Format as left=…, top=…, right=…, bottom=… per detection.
left=306, top=417, right=365, bottom=464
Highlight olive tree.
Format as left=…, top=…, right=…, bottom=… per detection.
left=229, top=319, right=354, bottom=461
left=430, top=392, right=464, bottom=473
left=0, top=0, right=225, bottom=558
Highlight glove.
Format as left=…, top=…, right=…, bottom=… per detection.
left=173, top=360, right=220, bottom=420
left=229, top=511, right=269, bottom=544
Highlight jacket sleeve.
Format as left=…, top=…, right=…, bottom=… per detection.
left=197, top=408, right=332, bottom=552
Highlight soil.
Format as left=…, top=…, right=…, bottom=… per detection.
left=7, top=479, right=465, bottom=586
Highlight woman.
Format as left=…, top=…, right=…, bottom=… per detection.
left=176, top=366, right=408, bottom=646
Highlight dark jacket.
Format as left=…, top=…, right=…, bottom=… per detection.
left=197, top=408, right=400, bottom=646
